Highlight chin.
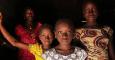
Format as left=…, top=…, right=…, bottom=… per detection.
left=62, top=41, right=71, bottom=45
left=87, top=18, right=96, bottom=21
left=45, top=42, right=50, bottom=45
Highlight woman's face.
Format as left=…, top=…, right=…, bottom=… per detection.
left=55, top=23, right=73, bottom=45
left=39, top=28, right=54, bottom=46
left=25, top=9, right=34, bottom=21
left=83, top=3, right=98, bottom=23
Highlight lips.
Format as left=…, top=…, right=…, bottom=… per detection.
left=62, top=38, right=68, bottom=40
left=88, top=15, right=96, bottom=18
left=44, top=40, right=50, bottom=44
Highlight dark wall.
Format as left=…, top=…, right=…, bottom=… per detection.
left=0, top=0, right=115, bottom=60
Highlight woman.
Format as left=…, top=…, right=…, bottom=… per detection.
left=0, top=12, right=54, bottom=60
left=15, top=8, right=42, bottom=60
left=75, top=1, right=115, bottom=60
left=42, top=19, right=87, bottom=60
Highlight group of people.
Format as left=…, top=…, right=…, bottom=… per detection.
left=0, top=0, right=114, bottom=60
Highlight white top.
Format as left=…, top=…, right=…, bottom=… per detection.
left=42, top=47, right=87, bottom=60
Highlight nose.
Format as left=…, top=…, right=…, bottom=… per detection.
left=62, top=32, right=68, bottom=37
left=88, top=9, right=94, bottom=14
left=45, top=36, right=50, bottom=40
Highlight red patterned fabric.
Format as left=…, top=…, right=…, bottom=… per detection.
left=15, top=22, right=42, bottom=60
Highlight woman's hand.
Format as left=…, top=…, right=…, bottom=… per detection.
left=0, top=12, right=29, bottom=49
left=0, top=12, right=3, bottom=23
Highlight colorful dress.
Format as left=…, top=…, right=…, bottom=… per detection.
left=75, top=25, right=113, bottom=60
left=15, top=22, right=42, bottom=60
left=28, top=43, right=43, bottom=60
left=42, top=47, right=87, bottom=60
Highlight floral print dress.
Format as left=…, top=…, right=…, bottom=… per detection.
left=75, top=25, right=113, bottom=60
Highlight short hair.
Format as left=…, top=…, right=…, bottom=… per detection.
left=39, top=24, right=54, bottom=35
left=24, top=7, right=33, bottom=13
left=37, top=24, right=54, bottom=44
left=55, top=18, right=74, bottom=32
left=82, top=0, right=98, bottom=11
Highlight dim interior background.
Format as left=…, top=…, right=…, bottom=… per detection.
left=0, top=0, right=115, bottom=60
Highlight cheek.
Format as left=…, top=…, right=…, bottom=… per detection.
left=94, top=12, right=98, bottom=17
left=39, top=37, right=45, bottom=42
left=49, top=39, right=53, bottom=43
left=56, top=36, right=61, bottom=40
left=83, top=13, right=88, bottom=18
left=68, top=36, right=73, bottom=41
left=85, top=13, right=89, bottom=16
left=40, top=39, right=47, bottom=44
left=50, top=36, right=53, bottom=41
left=26, top=13, right=29, bottom=16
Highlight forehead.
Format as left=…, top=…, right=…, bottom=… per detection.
left=56, top=23, right=70, bottom=30
left=84, top=3, right=96, bottom=9
left=25, top=9, right=33, bottom=13
left=40, top=29, right=52, bottom=35
left=41, top=28, right=51, bottom=32
left=40, top=28, right=52, bottom=34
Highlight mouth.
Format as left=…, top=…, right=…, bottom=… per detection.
left=88, top=14, right=96, bottom=17
left=88, top=15, right=96, bottom=19
left=62, top=38, right=68, bottom=41
left=44, top=41, right=51, bottom=44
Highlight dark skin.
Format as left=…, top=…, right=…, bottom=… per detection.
left=83, top=2, right=98, bottom=26
left=54, top=23, right=74, bottom=55
left=0, top=12, right=53, bottom=51
left=83, top=2, right=115, bottom=60
left=25, top=8, right=34, bottom=25
left=24, top=8, right=35, bottom=38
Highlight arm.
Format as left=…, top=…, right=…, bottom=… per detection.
left=108, top=39, right=115, bottom=60
left=107, top=27, right=115, bottom=60
left=0, top=12, right=28, bottom=50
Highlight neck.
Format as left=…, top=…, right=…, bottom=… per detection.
left=58, top=44, right=71, bottom=50
left=25, top=21, right=33, bottom=31
left=26, top=20, right=32, bottom=26
left=42, top=44, right=50, bottom=50
left=86, top=22, right=96, bottom=26
left=27, top=20, right=32, bottom=25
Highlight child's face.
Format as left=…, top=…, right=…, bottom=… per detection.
left=39, top=28, right=53, bottom=45
left=55, top=23, right=73, bottom=45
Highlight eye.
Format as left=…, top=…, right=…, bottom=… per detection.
left=40, top=34, right=45, bottom=37
left=68, top=31, right=71, bottom=34
left=67, top=31, right=73, bottom=35
left=58, top=31, right=62, bottom=34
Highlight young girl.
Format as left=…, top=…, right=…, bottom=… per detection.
left=0, top=12, right=54, bottom=60
left=42, top=19, right=87, bottom=60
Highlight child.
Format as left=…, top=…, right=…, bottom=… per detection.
left=42, top=19, right=87, bottom=60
